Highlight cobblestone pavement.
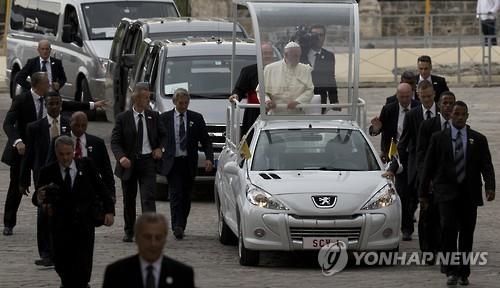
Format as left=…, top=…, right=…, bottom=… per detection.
left=0, top=87, right=499, bottom=288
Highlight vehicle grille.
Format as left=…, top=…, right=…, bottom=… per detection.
left=289, top=227, right=362, bottom=241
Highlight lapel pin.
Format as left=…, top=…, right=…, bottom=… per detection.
left=189, top=121, right=194, bottom=127
left=166, top=276, right=173, bottom=284
left=468, top=138, right=474, bottom=145
left=51, top=62, right=55, bottom=65
left=88, top=146, right=93, bottom=153
left=78, top=171, right=83, bottom=176
left=147, top=116, right=152, bottom=119
left=62, top=126, right=67, bottom=133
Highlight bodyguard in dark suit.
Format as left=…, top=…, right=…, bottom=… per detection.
left=397, top=80, right=438, bottom=241
left=369, top=83, right=419, bottom=161
left=420, top=101, right=495, bottom=286
left=159, top=88, right=214, bottom=240
left=415, top=55, right=449, bottom=103
left=37, top=136, right=114, bottom=288
left=2, top=72, right=94, bottom=236
left=70, top=111, right=115, bottom=200
left=416, top=91, right=456, bottom=262
left=111, top=83, right=166, bottom=242
left=103, top=213, right=195, bottom=288
left=15, top=40, right=67, bottom=92
left=19, top=92, right=71, bottom=266
left=300, top=25, right=338, bottom=114
left=385, top=70, right=418, bottom=104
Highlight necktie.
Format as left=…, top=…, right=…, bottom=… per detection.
left=41, top=60, right=48, bottom=72
left=313, top=52, right=320, bottom=68
left=50, top=118, right=59, bottom=139
left=443, top=121, right=450, bottom=130
left=75, top=137, right=82, bottom=159
left=426, top=110, right=432, bottom=120
left=37, top=97, right=44, bottom=120
left=179, top=113, right=187, bottom=151
left=136, top=114, right=143, bottom=154
left=146, top=265, right=155, bottom=288
left=64, top=167, right=72, bottom=192
left=454, top=130, right=466, bottom=183
left=403, top=107, right=409, bottom=113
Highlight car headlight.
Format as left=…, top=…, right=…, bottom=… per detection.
left=361, top=183, right=397, bottom=210
left=247, top=186, right=288, bottom=210
left=98, top=57, right=109, bottom=75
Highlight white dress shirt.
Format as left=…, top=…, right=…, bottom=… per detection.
left=439, top=113, right=450, bottom=130
left=477, top=0, right=500, bottom=20
left=72, top=132, right=88, bottom=157
left=39, top=57, right=53, bottom=85
left=59, top=160, right=77, bottom=188
left=307, top=48, right=321, bottom=69
left=132, top=107, right=152, bottom=155
left=397, top=104, right=410, bottom=141
left=418, top=75, right=432, bottom=84
left=140, top=256, right=162, bottom=288
left=174, top=108, right=188, bottom=157
left=422, top=102, right=437, bottom=120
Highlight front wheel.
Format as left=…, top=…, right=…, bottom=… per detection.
left=238, top=220, right=259, bottom=266
left=216, top=192, right=237, bottom=245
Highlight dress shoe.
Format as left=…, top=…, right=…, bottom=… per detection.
left=34, top=258, right=54, bottom=267
left=447, top=275, right=458, bottom=286
left=3, top=227, right=13, bottom=236
left=458, top=276, right=469, bottom=286
left=402, top=232, right=412, bottom=241
left=122, top=234, right=133, bottom=243
left=173, top=226, right=184, bottom=240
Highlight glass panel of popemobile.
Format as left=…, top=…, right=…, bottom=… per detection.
left=232, top=0, right=360, bottom=123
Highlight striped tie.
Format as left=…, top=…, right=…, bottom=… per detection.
left=454, top=130, right=466, bottom=183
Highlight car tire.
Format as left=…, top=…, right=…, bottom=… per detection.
left=238, top=220, right=259, bottom=266
left=216, top=191, right=237, bottom=245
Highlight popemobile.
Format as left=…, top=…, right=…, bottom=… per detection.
left=214, top=0, right=402, bottom=266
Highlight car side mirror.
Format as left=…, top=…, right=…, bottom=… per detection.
left=224, top=161, right=240, bottom=175
left=62, top=24, right=73, bottom=43
left=121, top=54, right=136, bottom=69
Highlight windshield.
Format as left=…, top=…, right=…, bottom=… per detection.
left=82, top=2, right=178, bottom=40
left=251, top=129, right=379, bottom=171
left=163, top=55, right=256, bottom=99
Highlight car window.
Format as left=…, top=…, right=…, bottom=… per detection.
left=81, top=2, right=178, bottom=40
left=149, top=31, right=246, bottom=40
left=163, top=55, right=256, bottom=98
left=11, top=0, right=60, bottom=36
left=251, top=128, right=379, bottom=171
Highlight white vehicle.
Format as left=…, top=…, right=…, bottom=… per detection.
left=215, top=0, right=401, bottom=266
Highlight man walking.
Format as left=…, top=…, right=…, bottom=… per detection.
left=111, top=83, right=166, bottom=242
left=159, top=88, right=214, bottom=240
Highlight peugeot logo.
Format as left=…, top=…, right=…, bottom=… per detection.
left=312, top=195, right=337, bottom=209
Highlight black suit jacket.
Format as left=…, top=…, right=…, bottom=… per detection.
left=2, top=91, right=90, bottom=166
left=15, top=56, right=67, bottom=90
left=159, top=109, right=214, bottom=177
left=300, top=48, right=338, bottom=102
left=397, top=105, right=439, bottom=186
left=369, top=100, right=419, bottom=157
left=102, top=254, right=194, bottom=288
left=233, top=64, right=258, bottom=100
left=85, top=133, right=116, bottom=199
left=420, top=126, right=495, bottom=206
left=415, top=74, right=449, bottom=103
left=111, top=109, right=167, bottom=181
left=20, top=116, right=71, bottom=188
left=416, top=115, right=444, bottom=184
left=37, top=158, right=115, bottom=229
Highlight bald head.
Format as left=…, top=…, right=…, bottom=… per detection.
left=261, top=43, right=274, bottom=66
left=38, top=40, right=51, bottom=60
left=70, top=111, right=88, bottom=137
left=396, top=83, right=412, bottom=107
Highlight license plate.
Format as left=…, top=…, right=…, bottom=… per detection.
left=302, top=237, right=348, bottom=249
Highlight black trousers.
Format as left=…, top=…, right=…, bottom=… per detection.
left=481, top=19, right=497, bottom=45
left=3, top=154, right=23, bottom=228
left=37, top=205, right=53, bottom=260
left=53, top=223, right=94, bottom=288
left=418, top=192, right=441, bottom=254
left=167, top=156, right=194, bottom=230
left=395, top=166, right=418, bottom=234
left=439, top=188, right=477, bottom=277
left=317, top=88, right=338, bottom=114
left=121, top=156, right=156, bottom=236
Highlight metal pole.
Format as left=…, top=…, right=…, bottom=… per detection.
left=394, top=36, right=398, bottom=84
left=457, top=34, right=461, bottom=84
left=488, top=39, right=492, bottom=86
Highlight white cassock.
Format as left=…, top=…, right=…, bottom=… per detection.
left=257, top=60, right=314, bottom=114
